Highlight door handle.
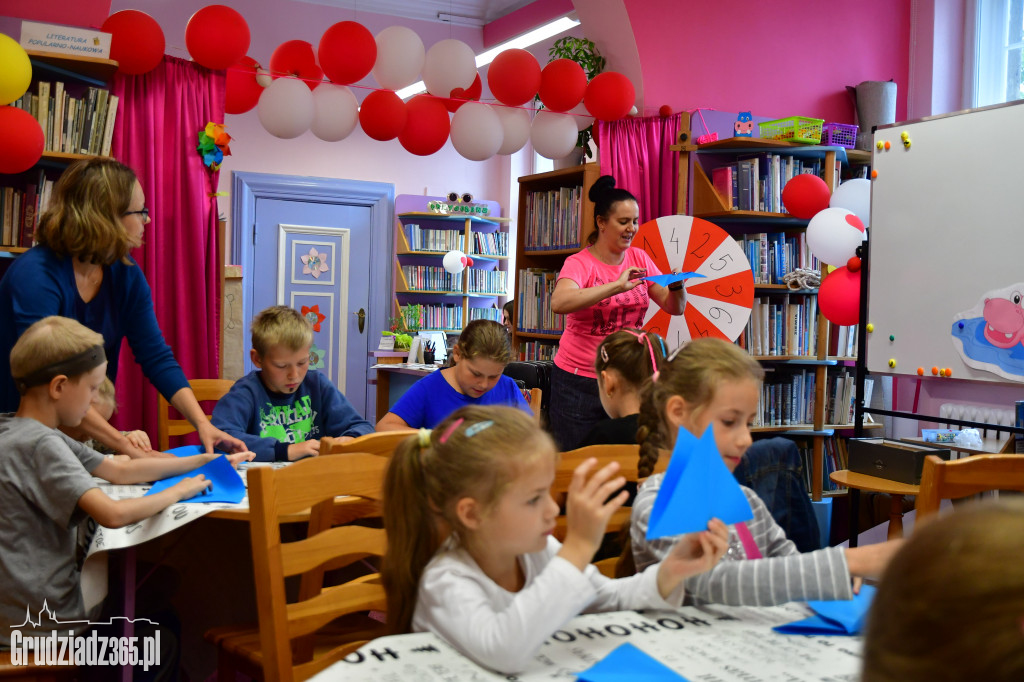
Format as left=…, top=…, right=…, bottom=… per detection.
left=354, top=308, right=365, bottom=334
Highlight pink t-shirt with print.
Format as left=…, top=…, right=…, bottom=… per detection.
left=553, top=247, right=662, bottom=378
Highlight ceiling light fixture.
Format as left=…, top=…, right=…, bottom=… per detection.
left=395, top=15, right=581, bottom=100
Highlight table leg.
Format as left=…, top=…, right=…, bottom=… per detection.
left=887, top=494, right=905, bottom=539
left=375, top=370, right=391, bottom=423
left=848, top=488, right=860, bottom=548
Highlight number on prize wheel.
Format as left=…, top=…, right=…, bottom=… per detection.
left=636, top=215, right=754, bottom=348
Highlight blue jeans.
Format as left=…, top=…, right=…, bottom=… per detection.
left=549, top=365, right=607, bottom=451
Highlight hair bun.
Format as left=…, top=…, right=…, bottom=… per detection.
left=588, top=175, right=616, bottom=203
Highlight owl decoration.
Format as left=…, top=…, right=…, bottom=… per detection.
left=734, top=111, right=754, bottom=138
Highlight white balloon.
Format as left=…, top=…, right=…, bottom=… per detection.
left=310, top=84, right=359, bottom=142
left=531, top=110, right=578, bottom=160
left=450, top=102, right=502, bottom=161
left=568, top=102, right=594, bottom=131
left=373, top=26, right=425, bottom=90
left=806, top=207, right=867, bottom=267
left=495, top=105, right=530, bottom=155
left=423, top=39, right=475, bottom=98
left=829, top=178, right=872, bottom=227
left=257, top=77, right=313, bottom=139
left=443, top=249, right=467, bottom=274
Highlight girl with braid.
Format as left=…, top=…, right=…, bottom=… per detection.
left=628, top=337, right=901, bottom=605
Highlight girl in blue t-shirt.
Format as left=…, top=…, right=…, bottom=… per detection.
left=377, top=320, right=530, bottom=430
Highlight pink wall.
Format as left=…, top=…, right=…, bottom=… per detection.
left=621, top=0, right=911, bottom=124
left=0, top=0, right=110, bottom=29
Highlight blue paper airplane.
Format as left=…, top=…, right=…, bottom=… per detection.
left=646, top=425, right=754, bottom=540
left=576, top=642, right=688, bottom=681
left=642, top=272, right=706, bottom=286
left=144, top=445, right=245, bottom=504
left=774, top=585, right=877, bottom=636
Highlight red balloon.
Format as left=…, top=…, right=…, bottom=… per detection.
left=225, top=55, right=262, bottom=114
left=538, top=59, right=585, bottom=112
left=487, top=49, right=541, bottom=107
left=444, top=73, right=482, bottom=113
left=818, top=266, right=861, bottom=326
left=659, top=104, right=673, bottom=117
left=185, top=5, right=250, bottom=70
left=583, top=71, right=635, bottom=121
left=270, top=40, right=323, bottom=91
left=399, top=94, right=450, bottom=156
left=0, top=106, right=44, bottom=174
left=318, top=21, right=376, bottom=85
left=102, top=10, right=165, bottom=75
left=359, top=90, right=407, bottom=141
left=782, top=174, right=831, bottom=219
left=847, top=256, right=861, bottom=272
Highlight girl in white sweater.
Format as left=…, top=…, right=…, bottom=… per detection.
left=381, top=405, right=728, bottom=674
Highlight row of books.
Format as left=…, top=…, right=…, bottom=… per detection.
left=709, top=153, right=841, bottom=214
left=517, top=268, right=564, bottom=333
left=518, top=341, right=557, bottom=362
left=470, top=231, right=509, bottom=257
left=400, top=266, right=462, bottom=292
left=830, top=323, right=859, bottom=358
left=822, top=371, right=874, bottom=426
left=468, top=307, right=502, bottom=323
left=795, top=438, right=849, bottom=493
left=466, top=269, right=507, bottom=294
left=408, top=304, right=462, bottom=331
left=738, top=232, right=819, bottom=285
left=9, top=82, right=118, bottom=157
left=0, top=171, right=54, bottom=248
left=754, top=370, right=817, bottom=427
left=522, top=186, right=583, bottom=250
left=402, top=224, right=463, bottom=252
left=743, top=295, right=820, bottom=357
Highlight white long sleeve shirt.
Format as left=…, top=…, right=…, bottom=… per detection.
left=412, top=535, right=682, bottom=674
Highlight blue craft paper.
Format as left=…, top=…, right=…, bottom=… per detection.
left=774, top=585, right=877, bottom=636
left=646, top=425, right=754, bottom=540
left=576, top=642, right=688, bottom=682
left=143, top=445, right=245, bottom=504
left=642, top=272, right=706, bottom=287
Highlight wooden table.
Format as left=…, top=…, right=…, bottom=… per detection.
left=371, top=363, right=436, bottom=422
left=898, top=436, right=1012, bottom=456
left=829, top=470, right=920, bottom=546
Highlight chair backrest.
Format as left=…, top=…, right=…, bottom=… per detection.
left=915, top=454, right=1024, bottom=524
left=247, top=452, right=389, bottom=682
left=157, top=378, right=235, bottom=451
left=528, top=388, right=542, bottom=425
left=320, top=430, right=417, bottom=457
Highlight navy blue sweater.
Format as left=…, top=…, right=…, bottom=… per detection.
left=211, top=370, right=374, bottom=461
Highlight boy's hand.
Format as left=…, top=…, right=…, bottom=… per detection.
left=288, top=439, right=321, bottom=461
left=656, top=518, right=729, bottom=599
left=226, top=451, right=257, bottom=467
left=557, top=458, right=628, bottom=571
left=124, top=430, right=151, bottom=451
left=172, top=474, right=211, bottom=501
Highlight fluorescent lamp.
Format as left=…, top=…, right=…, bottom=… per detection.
left=395, top=15, right=581, bottom=101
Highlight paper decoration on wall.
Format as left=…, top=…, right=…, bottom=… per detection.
left=301, top=304, right=326, bottom=332
left=734, top=111, right=754, bottom=137
left=300, top=246, right=330, bottom=278
left=196, top=122, right=232, bottom=171
left=309, top=342, right=326, bottom=370
left=951, top=282, right=1024, bottom=383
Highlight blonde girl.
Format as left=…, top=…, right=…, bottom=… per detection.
left=630, top=337, right=900, bottom=605
left=381, top=405, right=729, bottom=674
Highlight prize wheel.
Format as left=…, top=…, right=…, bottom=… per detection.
left=636, top=215, right=754, bottom=348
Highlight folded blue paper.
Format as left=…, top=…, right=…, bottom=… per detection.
left=773, top=585, right=877, bottom=636
left=642, top=272, right=706, bottom=286
left=576, top=642, right=687, bottom=681
left=143, top=445, right=245, bottom=504
left=646, top=425, right=754, bottom=540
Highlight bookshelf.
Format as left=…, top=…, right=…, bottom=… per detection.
left=511, top=162, right=601, bottom=362
left=0, top=50, right=120, bottom=257
left=674, top=132, right=881, bottom=500
left=393, top=194, right=509, bottom=336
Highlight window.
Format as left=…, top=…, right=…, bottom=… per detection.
left=972, top=0, right=1024, bottom=106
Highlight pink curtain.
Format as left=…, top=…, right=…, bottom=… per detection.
left=596, top=114, right=682, bottom=223
left=109, top=56, right=225, bottom=437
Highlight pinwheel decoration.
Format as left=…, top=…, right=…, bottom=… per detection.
left=196, top=121, right=232, bottom=171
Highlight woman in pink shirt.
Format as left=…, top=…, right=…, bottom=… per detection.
left=548, top=176, right=685, bottom=450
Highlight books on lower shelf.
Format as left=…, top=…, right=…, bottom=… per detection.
left=755, top=370, right=816, bottom=428
left=468, top=307, right=501, bottom=323
left=828, top=323, right=859, bottom=357
left=517, top=268, right=564, bottom=333
left=405, top=303, right=462, bottom=331
left=11, top=82, right=118, bottom=157
left=400, top=265, right=462, bottom=292
left=744, top=295, right=819, bottom=357
left=523, top=186, right=582, bottom=250
left=1, top=169, right=54, bottom=248
left=739, top=232, right=819, bottom=285
left=707, top=153, right=841, bottom=213
left=797, top=438, right=849, bottom=493
left=519, top=341, right=557, bottom=362
left=466, top=268, right=507, bottom=294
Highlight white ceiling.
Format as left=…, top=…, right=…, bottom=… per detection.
left=291, top=0, right=539, bottom=26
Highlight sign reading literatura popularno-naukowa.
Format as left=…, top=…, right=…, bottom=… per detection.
left=19, top=21, right=112, bottom=59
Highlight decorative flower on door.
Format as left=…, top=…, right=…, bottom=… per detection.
left=309, top=343, right=326, bottom=370
left=301, top=304, right=327, bottom=332
left=300, top=247, right=330, bottom=278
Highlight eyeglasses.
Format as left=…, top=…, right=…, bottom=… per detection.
left=123, top=208, right=150, bottom=220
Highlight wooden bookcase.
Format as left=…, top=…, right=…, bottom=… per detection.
left=393, top=194, right=509, bottom=336
left=511, top=162, right=601, bottom=361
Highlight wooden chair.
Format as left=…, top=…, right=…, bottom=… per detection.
left=914, top=454, right=1024, bottom=526
left=320, top=429, right=417, bottom=457
left=157, top=378, right=235, bottom=451
left=206, top=453, right=389, bottom=682
left=528, top=387, right=542, bottom=425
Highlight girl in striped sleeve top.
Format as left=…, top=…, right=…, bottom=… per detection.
left=628, top=337, right=901, bottom=606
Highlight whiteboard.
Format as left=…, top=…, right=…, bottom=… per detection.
left=866, top=101, right=1024, bottom=384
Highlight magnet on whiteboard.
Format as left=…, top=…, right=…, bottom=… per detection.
left=888, top=358, right=896, bottom=368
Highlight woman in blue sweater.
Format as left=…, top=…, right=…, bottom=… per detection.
left=0, top=159, right=244, bottom=458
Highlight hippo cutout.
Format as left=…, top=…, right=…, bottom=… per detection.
left=951, top=282, right=1024, bottom=383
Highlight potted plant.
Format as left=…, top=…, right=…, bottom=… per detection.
left=547, top=36, right=606, bottom=160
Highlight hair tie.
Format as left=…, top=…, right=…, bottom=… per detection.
left=439, top=418, right=464, bottom=444
left=465, top=420, right=494, bottom=437
left=600, top=346, right=609, bottom=363
left=652, top=370, right=660, bottom=383
left=417, top=428, right=432, bottom=448
left=622, top=330, right=660, bottom=377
